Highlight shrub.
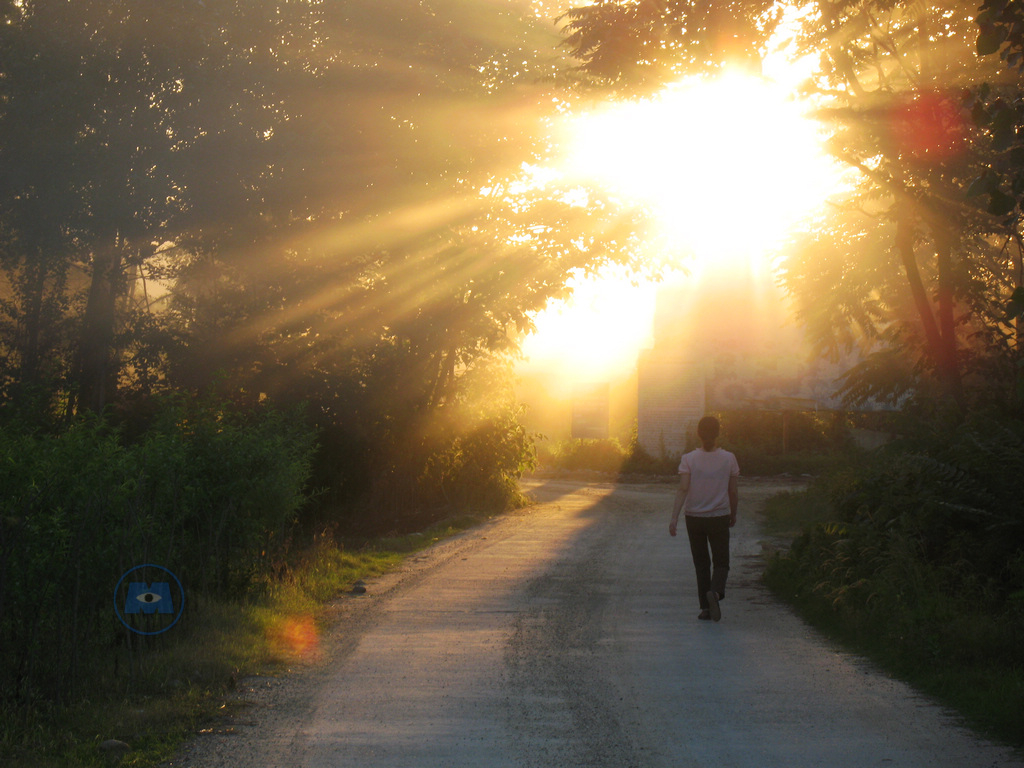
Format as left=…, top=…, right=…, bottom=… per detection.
left=418, top=402, right=537, bottom=514
left=620, top=424, right=680, bottom=474
left=726, top=447, right=841, bottom=476
left=715, top=409, right=853, bottom=455
left=0, top=398, right=317, bottom=706
left=763, top=414, right=1024, bottom=743
left=0, top=417, right=131, bottom=704
left=134, top=397, right=317, bottom=594
left=538, top=438, right=628, bottom=473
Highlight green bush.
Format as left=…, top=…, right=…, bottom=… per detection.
left=135, top=398, right=317, bottom=594
left=715, top=409, right=853, bottom=455
left=763, top=416, right=1024, bottom=745
left=727, top=447, right=842, bottom=476
left=0, top=417, right=132, bottom=704
left=418, top=402, right=537, bottom=514
left=538, top=438, right=628, bottom=473
left=768, top=416, right=1024, bottom=618
left=620, top=425, right=680, bottom=474
left=290, top=360, right=539, bottom=536
left=0, top=398, right=317, bottom=706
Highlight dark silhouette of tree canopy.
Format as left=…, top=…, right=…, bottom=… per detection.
left=1, top=0, right=335, bottom=412
left=0, top=0, right=657, bottom=523
left=0, top=0, right=587, bottom=412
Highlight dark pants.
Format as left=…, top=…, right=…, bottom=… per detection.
left=685, top=514, right=730, bottom=610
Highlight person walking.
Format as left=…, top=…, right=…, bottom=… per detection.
left=668, top=416, right=739, bottom=621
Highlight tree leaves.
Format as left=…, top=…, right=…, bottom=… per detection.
left=558, top=0, right=780, bottom=90
left=768, top=0, right=1024, bottom=413
left=976, top=0, right=1024, bottom=69
left=1005, top=286, right=1024, bottom=320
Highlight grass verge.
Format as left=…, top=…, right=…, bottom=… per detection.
left=0, top=512, right=494, bottom=768
left=761, top=485, right=1024, bottom=753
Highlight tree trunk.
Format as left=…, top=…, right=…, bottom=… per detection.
left=428, top=346, right=458, bottom=409
left=18, top=250, right=48, bottom=386
left=895, top=210, right=965, bottom=411
left=932, top=224, right=965, bottom=408
left=895, top=213, right=944, bottom=354
left=76, top=242, right=124, bottom=413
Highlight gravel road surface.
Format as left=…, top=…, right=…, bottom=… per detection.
left=167, top=478, right=1024, bottom=768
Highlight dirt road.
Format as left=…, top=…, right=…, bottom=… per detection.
left=168, top=478, right=1023, bottom=767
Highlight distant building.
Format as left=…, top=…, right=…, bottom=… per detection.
left=634, top=269, right=853, bottom=458
left=636, top=350, right=705, bottom=457
left=571, top=383, right=610, bottom=439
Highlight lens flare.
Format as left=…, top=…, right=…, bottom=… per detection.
left=887, top=90, right=967, bottom=163
left=269, top=614, right=321, bottom=661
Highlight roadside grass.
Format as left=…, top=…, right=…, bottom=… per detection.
left=0, top=511, right=495, bottom=768
left=758, top=485, right=834, bottom=539
left=761, top=486, right=1024, bottom=753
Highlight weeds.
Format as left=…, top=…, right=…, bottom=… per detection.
left=763, top=462, right=1024, bottom=750
left=0, top=513, right=487, bottom=767
left=0, top=398, right=317, bottom=708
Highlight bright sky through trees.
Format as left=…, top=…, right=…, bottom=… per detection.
left=565, top=72, right=844, bottom=265
left=518, top=65, right=850, bottom=387
left=517, top=264, right=659, bottom=389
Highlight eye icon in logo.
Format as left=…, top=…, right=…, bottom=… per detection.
left=114, top=565, right=184, bottom=635
left=125, top=581, right=174, bottom=614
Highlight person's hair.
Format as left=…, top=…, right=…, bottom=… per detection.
left=697, top=416, right=720, bottom=451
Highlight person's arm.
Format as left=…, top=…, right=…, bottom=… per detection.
left=727, top=474, right=738, bottom=528
left=669, top=474, right=690, bottom=537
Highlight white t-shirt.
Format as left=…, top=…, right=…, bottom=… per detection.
left=678, top=448, right=740, bottom=517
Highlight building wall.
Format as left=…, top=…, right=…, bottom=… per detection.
left=571, top=382, right=610, bottom=439
left=636, top=350, right=706, bottom=458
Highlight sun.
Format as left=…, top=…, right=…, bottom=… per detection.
left=561, top=69, right=845, bottom=274
left=516, top=68, right=847, bottom=395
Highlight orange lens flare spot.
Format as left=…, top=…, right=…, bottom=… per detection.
left=888, top=91, right=967, bottom=163
left=269, top=615, right=321, bottom=661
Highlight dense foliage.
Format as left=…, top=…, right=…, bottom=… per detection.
left=776, top=416, right=1024, bottom=612
left=764, top=415, right=1024, bottom=743
left=0, top=0, right=633, bottom=527
left=0, top=0, right=631, bottom=720
left=0, top=399, right=316, bottom=704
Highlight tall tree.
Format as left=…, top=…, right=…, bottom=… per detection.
left=0, top=0, right=576, bottom=417
left=0, top=0, right=330, bottom=413
left=781, top=0, right=1019, bottom=412
left=2, top=0, right=656, bottom=519
left=554, top=0, right=1022, bottom=413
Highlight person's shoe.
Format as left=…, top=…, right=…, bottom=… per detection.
left=707, top=590, right=721, bottom=622
left=697, top=609, right=711, bottom=620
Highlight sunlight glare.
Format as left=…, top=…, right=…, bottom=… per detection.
left=517, top=66, right=848, bottom=393
left=561, top=71, right=845, bottom=271
left=517, top=265, right=657, bottom=391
